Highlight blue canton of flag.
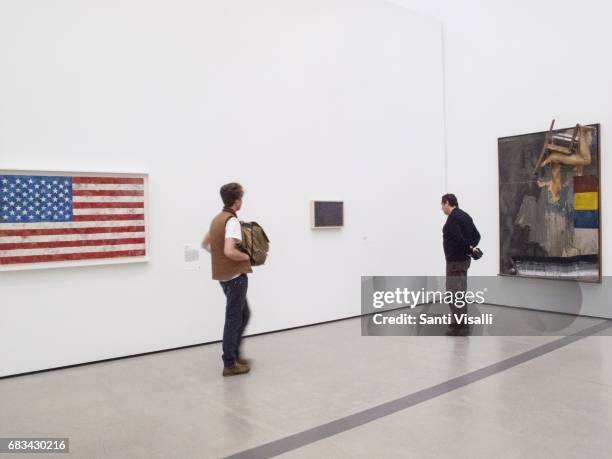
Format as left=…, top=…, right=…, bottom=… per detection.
left=0, top=175, right=73, bottom=223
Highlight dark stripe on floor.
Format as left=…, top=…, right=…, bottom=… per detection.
left=225, top=319, right=612, bottom=459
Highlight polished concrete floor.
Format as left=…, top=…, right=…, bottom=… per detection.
left=1, top=308, right=612, bottom=459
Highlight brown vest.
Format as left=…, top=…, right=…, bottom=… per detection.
left=210, top=211, right=252, bottom=281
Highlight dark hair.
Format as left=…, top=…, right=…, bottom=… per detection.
left=441, top=193, right=458, bottom=207
left=220, top=182, right=244, bottom=207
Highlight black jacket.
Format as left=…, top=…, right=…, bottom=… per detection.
left=443, top=207, right=481, bottom=261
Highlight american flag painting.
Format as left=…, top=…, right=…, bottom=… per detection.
left=0, top=172, right=148, bottom=270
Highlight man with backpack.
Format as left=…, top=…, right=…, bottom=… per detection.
left=441, top=193, right=481, bottom=336
left=202, top=183, right=253, bottom=376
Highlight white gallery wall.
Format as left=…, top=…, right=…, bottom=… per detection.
left=393, top=0, right=612, bottom=318
left=0, top=0, right=446, bottom=376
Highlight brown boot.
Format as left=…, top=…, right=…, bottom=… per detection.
left=222, top=362, right=250, bottom=377
left=236, top=357, right=252, bottom=367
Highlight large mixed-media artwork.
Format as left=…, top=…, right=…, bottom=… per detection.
left=498, top=122, right=601, bottom=282
left=0, top=170, right=148, bottom=270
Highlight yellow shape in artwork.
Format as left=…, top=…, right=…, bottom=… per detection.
left=574, top=192, right=598, bottom=210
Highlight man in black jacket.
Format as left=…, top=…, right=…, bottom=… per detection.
left=441, top=194, right=480, bottom=336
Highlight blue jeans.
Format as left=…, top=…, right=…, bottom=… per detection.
left=219, top=274, right=250, bottom=368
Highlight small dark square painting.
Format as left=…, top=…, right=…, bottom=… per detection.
left=312, top=201, right=343, bottom=228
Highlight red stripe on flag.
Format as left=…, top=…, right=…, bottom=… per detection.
left=0, top=250, right=146, bottom=265
left=0, top=238, right=145, bottom=250
left=72, top=177, right=144, bottom=184
left=0, top=226, right=145, bottom=237
left=73, top=214, right=145, bottom=221
left=73, top=190, right=144, bottom=196
left=73, top=202, right=144, bottom=209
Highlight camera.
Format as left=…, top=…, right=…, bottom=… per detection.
left=471, top=247, right=483, bottom=260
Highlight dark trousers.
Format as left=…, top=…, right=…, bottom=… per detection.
left=219, top=273, right=250, bottom=368
left=446, top=259, right=471, bottom=328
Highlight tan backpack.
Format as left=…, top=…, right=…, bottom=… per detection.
left=239, top=221, right=270, bottom=266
